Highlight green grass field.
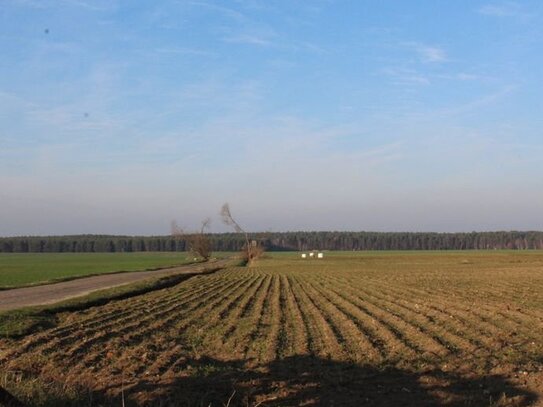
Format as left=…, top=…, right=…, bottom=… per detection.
left=0, top=252, right=222, bottom=288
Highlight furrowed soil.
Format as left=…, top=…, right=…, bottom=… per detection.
left=1, top=251, right=543, bottom=406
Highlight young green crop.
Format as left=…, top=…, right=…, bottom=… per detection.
left=0, top=252, right=230, bottom=288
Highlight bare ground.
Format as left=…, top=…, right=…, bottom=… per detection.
left=1, top=254, right=543, bottom=406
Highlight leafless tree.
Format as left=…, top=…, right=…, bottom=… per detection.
left=171, top=218, right=212, bottom=261
left=220, top=203, right=263, bottom=263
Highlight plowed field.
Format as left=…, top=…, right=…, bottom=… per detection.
left=1, top=252, right=543, bottom=406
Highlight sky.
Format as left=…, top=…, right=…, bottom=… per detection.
left=1, top=0, right=543, bottom=235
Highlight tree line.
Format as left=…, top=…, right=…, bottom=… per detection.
left=1, top=231, right=543, bottom=253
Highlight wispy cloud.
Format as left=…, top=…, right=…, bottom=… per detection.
left=222, top=34, right=274, bottom=47
left=8, top=0, right=115, bottom=11
left=222, top=34, right=326, bottom=54
left=420, top=46, right=446, bottom=62
left=298, top=41, right=326, bottom=54
left=6, top=0, right=46, bottom=8
left=0, top=90, right=36, bottom=110
left=186, top=0, right=245, bottom=21
left=430, top=85, right=517, bottom=118
left=435, top=72, right=489, bottom=82
left=455, top=73, right=480, bottom=81
left=60, top=0, right=114, bottom=11
left=154, top=47, right=216, bottom=57
left=2, top=1, right=542, bottom=234
left=381, top=67, right=430, bottom=85
left=412, top=44, right=447, bottom=63
left=478, top=2, right=531, bottom=18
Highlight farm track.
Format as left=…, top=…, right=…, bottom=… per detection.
left=1, top=254, right=543, bottom=406
left=0, top=259, right=231, bottom=312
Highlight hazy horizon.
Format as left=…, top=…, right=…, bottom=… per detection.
left=3, top=228, right=543, bottom=240
left=2, top=1, right=543, bottom=236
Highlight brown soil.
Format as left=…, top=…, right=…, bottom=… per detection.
left=1, top=254, right=542, bottom=406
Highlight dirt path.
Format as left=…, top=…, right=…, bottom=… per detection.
left=0, top=259, right=230, bottom=312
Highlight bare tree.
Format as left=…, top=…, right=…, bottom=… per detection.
left=220, top=203, right=263, bottom=263
left=171, top=218, right=212, bottom=261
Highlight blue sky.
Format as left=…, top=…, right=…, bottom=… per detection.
left=1, top=0, right=543, bottom=235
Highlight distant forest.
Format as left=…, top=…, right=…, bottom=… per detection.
left=1, top=231, right=543, bottom=252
